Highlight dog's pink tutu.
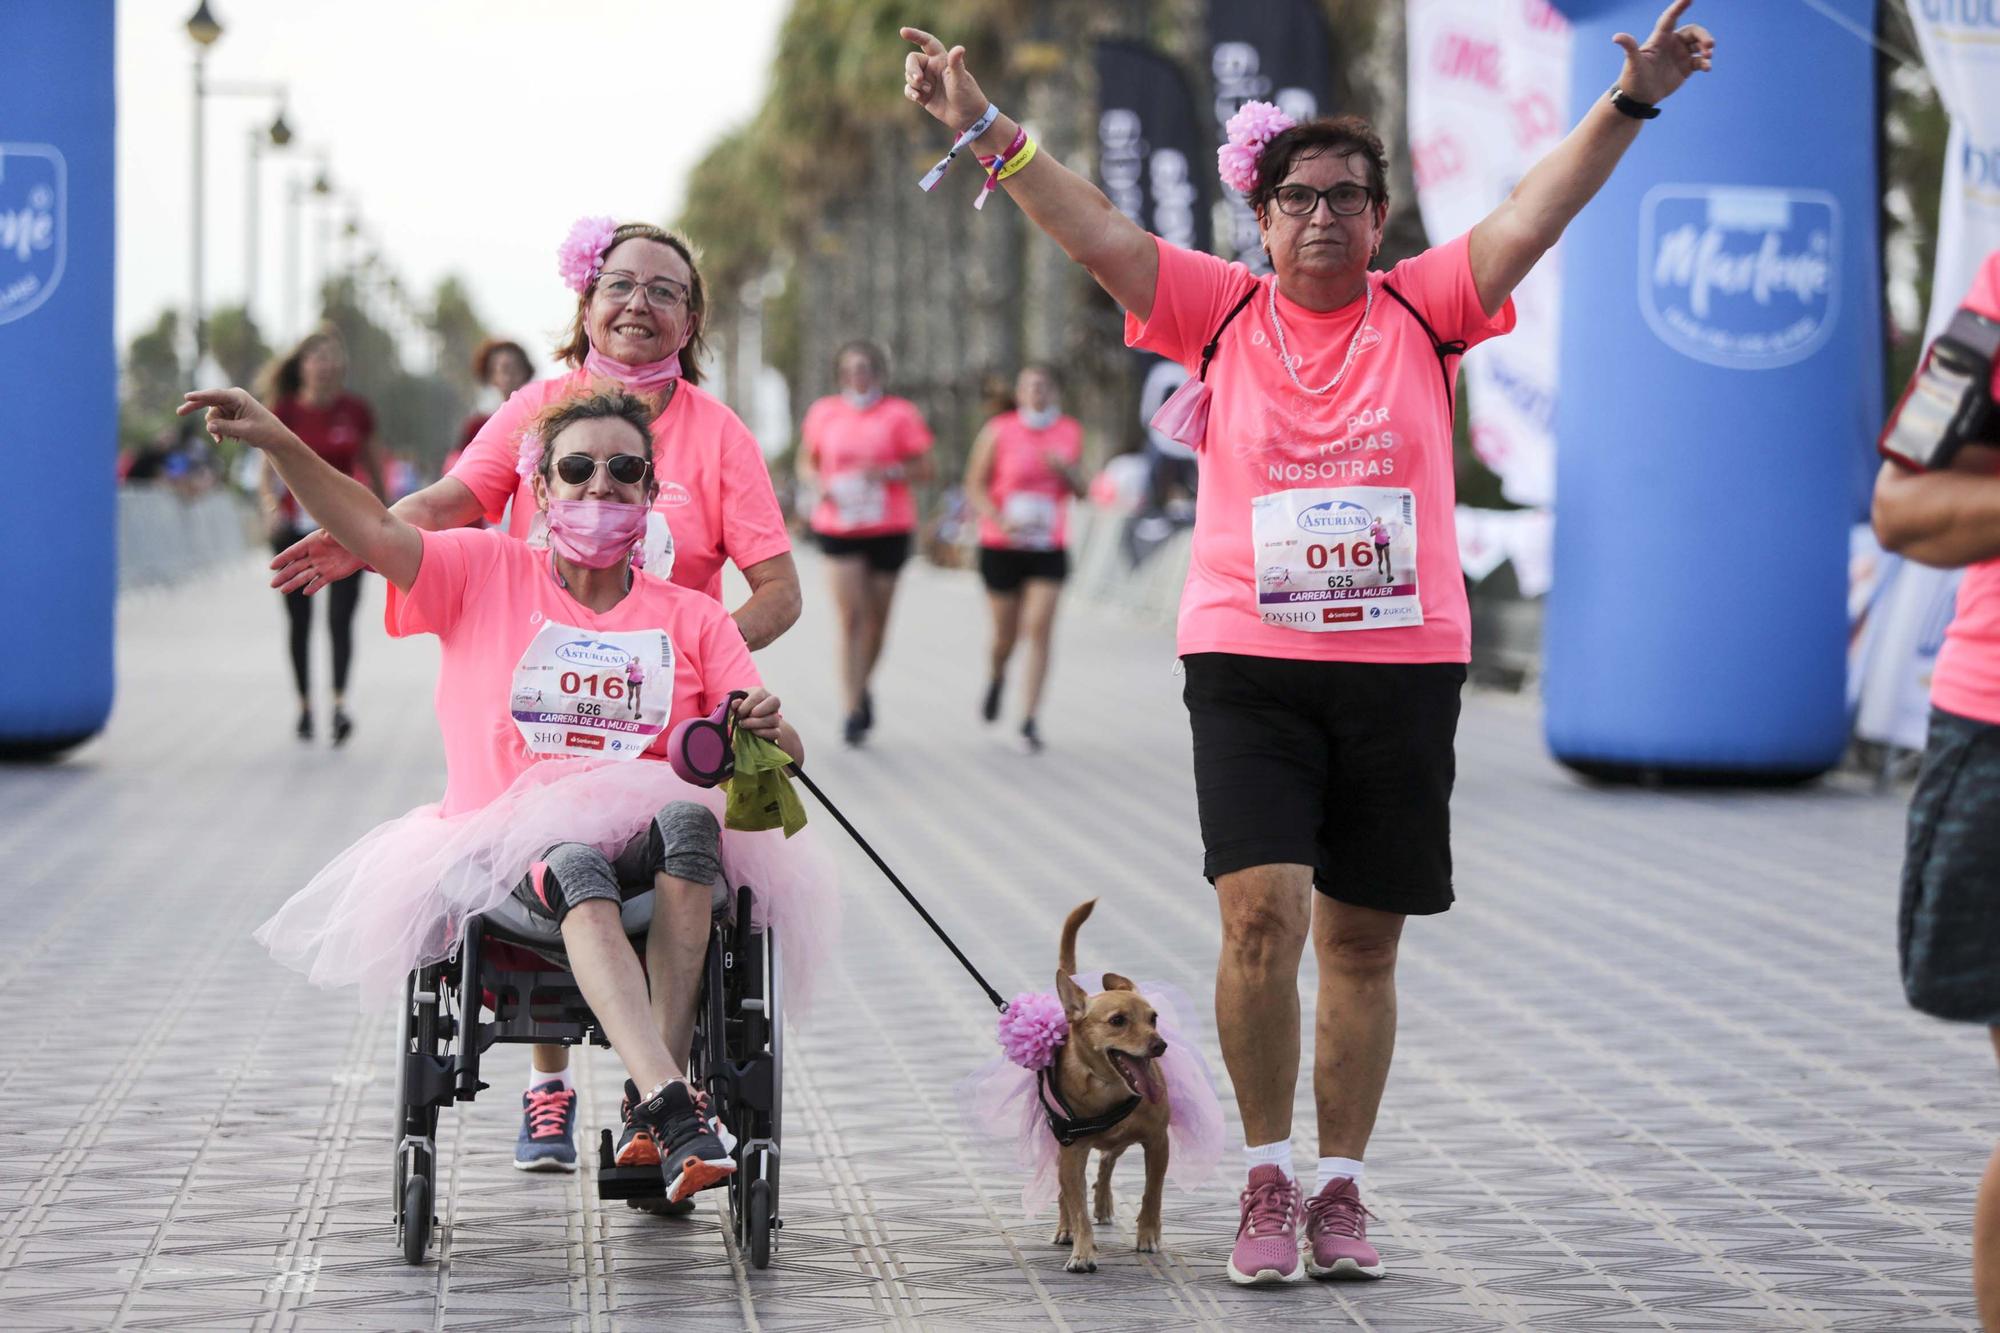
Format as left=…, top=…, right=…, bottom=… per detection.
left=956, top=974, right=1226, bottom=1217
left=253, top=758, right=838, bottom=1010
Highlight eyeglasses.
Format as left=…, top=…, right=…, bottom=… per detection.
left=1272, top=183, right=1376, bottom=218
left=597, top=272, right=690, bottom=309
left=554, top=452, right=652, bottom=486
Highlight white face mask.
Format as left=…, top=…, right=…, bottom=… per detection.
left=1019, top=405, right=1060, bottom=430
left=842, top=388, right=883, bottom=410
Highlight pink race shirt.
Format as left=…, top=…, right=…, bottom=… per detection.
left=978, top=412, right=1084, bottom=551
left=448, top=369, right=792, bottom=602
left=1126, top=233, right=1514, bottom=663
left=801, top=395, right=934, bottom=537
left=386, top=528, right=762, bottom=816
left=1928, top=249, right=2000, bottom=726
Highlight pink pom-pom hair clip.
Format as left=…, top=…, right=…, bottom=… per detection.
left=556, top=216, right=621, bottom=294
left=1217, top=99, right=1297, bottom=195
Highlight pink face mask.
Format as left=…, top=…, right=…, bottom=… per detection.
left=545, top=499, right=649, bottom=569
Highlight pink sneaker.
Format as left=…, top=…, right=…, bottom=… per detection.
left=1227, top=1165, right=1304, bottom=1285
left=1303, top=1176, right=1384, bottom=1279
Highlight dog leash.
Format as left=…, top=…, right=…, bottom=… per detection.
left=787, top=765, right=1009, bottom=1013
left=666, top=693, right=1009, bottom=1012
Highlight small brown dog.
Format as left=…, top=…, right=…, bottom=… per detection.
left=1048, top=899, right=1170, bottom=1273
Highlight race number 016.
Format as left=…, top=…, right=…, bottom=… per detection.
left=559, top=671, right=628, bottom=700
left=1305, top=541, right=1375, bottom=570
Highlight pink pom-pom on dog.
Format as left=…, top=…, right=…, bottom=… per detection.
left=1218, top=99, right=1297, bottom=194
left=556, top=215, right=620, bottom=294
left=997, top=991, right=1068, bottom=1071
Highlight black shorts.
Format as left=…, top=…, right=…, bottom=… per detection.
left=978, top=546, right=1068, bottom=594
left=816, top=530, right=910, bottom=574
left=1900, top=707, right=2000, bottom=1025
left=1181, top=652, right=1466, bottom=915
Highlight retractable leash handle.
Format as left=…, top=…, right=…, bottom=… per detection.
left=666, top=690, right=747, bottom=788
left=784, top=761, right=1009, bottom=1013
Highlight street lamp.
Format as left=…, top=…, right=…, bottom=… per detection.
left=286, top=156, right=333, bottom=340
left=207, top=86, right=293, bottom=326
left=186, top=2, right=224, bottom=383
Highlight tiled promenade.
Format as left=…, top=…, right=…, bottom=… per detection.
left=0, top=551, right=1989, bottom=1330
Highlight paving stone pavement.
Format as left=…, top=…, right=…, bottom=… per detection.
left=0, top=551, right=1992, bottom=1331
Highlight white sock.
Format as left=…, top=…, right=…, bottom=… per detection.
left=1244, top=1140, right=1295, bottom=1181
left=527, top=1065, right=573, bottom=1092
left=1315, top=1157, right=1365, bottom=1192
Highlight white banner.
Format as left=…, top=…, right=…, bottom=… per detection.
left=1405, top=0, right=1569, bottom=512
left=1851, top=3, right=2000, bottom=750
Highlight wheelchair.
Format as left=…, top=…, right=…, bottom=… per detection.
left=390, top=874, right=783, bottom=1268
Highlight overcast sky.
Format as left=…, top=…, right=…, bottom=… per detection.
left=116, top=0, right=787, bottom=364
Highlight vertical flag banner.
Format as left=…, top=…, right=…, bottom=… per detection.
left=1206, top=0, right=1335, bottom=272
left=1405, top=0, right=1570, bottom=511
left=0, top=0, right=117, bottom=753
left=1542, top=0, right=1881, bottom=779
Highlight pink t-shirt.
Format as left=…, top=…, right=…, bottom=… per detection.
left=447, top=369, right=792, bottom=601
left=1928, top=250, right=2000, bottom=726
left=386, top=528, right=762, bottom=817
left=1125, top=232, right=1514, bottom=663
left=801, top=395, right=934, bottom=537
left=979, top=411, right=1084, bottom=551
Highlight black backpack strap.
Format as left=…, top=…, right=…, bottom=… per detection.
left=1196, top=284, right=1260, bottom=382
left=1381, top=282, right=1467, bottom=417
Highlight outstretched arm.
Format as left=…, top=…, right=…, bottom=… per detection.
left=1467, top=0, right=1713, bottom=317
left=181, top=389, right=424, bottom=592
left=902, top=28, right=1160, bottom=321
left=1873, top=448, right=2000, bottom=568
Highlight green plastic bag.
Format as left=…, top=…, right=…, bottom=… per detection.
left=723, top=727, right=807, bottom=837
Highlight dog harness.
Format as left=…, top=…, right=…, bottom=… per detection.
left=1035, top=1054, right=1142, bottom=1147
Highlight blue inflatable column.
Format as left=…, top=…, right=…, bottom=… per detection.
left=1543, top=0, right=1880, bottom=781
left=0, top=1, right=117, bottom=755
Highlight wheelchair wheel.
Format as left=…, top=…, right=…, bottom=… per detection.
left=393, top=964, right=445, bottom=1263
left=401, top=1172, right=431, bottom=1265
left=747, top=1175, right=773, bottom=1270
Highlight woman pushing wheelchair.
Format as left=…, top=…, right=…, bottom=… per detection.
left=182, top=383, right=835, bottom=1205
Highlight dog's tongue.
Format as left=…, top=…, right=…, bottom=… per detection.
left=1133, top=1058, right=1165, bottom=1104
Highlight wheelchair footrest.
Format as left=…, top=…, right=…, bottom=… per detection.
left=594, top=1128, right=666, bottom=1202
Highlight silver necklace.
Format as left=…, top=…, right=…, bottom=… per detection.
left=1265, top=279, right=1373, bottom=396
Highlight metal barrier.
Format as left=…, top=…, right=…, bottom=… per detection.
left=118, top=487, right=259, bottom=590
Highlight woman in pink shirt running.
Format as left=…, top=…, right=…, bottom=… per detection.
left=796, top=340, right=936, bottom=746
left=185, top=384, right=834, bottom=1209
left=903, top=0, right=1713, bottom=1285
left=964, top=364, right=1085, bottom=752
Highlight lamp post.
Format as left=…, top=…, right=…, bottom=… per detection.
left=203, top=85, right=291, bottom=326
left=186, top=1, right=223, bottom=383
left=285, top=157, right=332, bottom=342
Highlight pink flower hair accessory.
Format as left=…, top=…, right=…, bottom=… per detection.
left=1218, top=99, right=1297, bottom=195
left=514, top=429, right=545, bottom=480
left=997, top=991, right=1067, bottom=1071
left=557, top=216, right=620, bottom=294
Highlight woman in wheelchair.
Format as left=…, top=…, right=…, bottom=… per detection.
left=182, top=384, right=831, bottom=1205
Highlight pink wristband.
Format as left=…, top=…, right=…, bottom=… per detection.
left=977, top=127, right=1029, bottom=211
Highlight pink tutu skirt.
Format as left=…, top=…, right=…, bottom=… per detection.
left=253, top=759, right=839, bottom=1010
left=955, top=974, right=1226, bottom=1218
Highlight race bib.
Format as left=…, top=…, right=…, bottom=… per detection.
left=509, top=623, right=675, bottom=759
left=1252, top=487, right=1421, bottom=633
left=1001, top=492, right=1059, bottom=550
left=640, top=509, right=676, bottom=579
left=827, top=472, right=886, bottom=528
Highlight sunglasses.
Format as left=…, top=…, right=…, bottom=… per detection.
left=553, top=452, right=651, bottom=486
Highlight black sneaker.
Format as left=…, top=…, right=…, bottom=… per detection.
left=1022, top=718, right=1044, bottom=754
left=843, top=711, right=867, bottom=747
left=626, top=1079, right=737, bottom=1203
left=296, top=709, right=314, bottom=742
left=981, top=678, right=1003, bottom=723
left=857, top=689, right=874, bottom=733
left=331, top=708, right=354, bottom=747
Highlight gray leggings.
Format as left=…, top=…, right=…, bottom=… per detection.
left=513, top=801, right=722, bottom=925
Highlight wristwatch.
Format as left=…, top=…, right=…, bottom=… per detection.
left=1609, top=85, right=1660, bottom=120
